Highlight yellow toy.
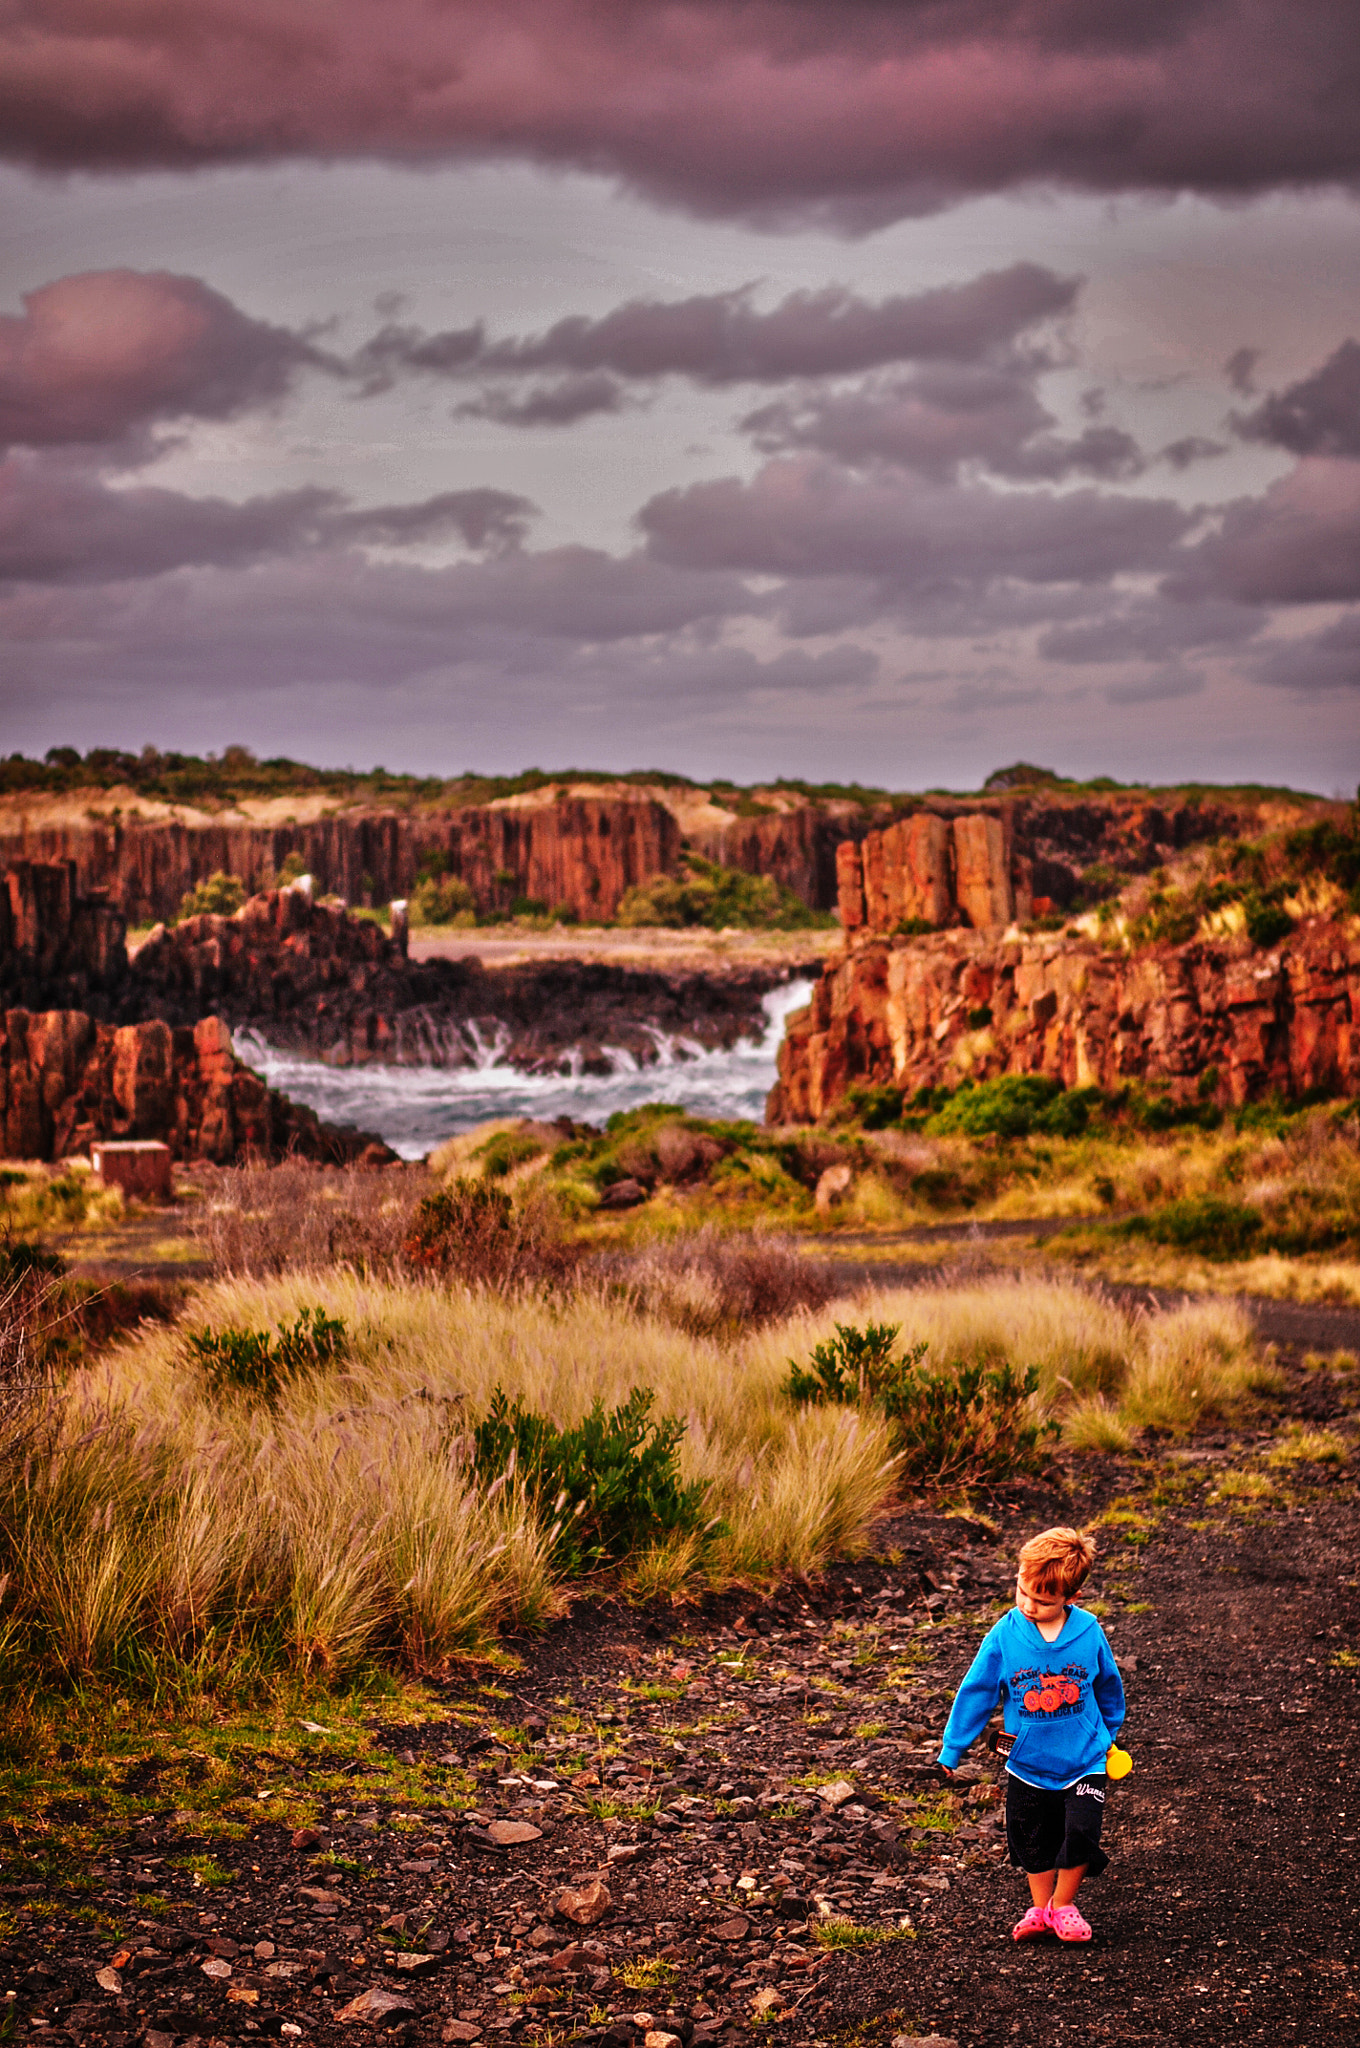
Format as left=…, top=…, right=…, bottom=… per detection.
left=1106, top=1743, right=1133, bottom=1780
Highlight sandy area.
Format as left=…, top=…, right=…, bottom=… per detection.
left=407, top=924, right=835, bottom=972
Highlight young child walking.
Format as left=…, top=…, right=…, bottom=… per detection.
left=937, top=1525, right=1125, bottom=1944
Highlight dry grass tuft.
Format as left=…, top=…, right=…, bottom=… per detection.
left=190, top=1161, right=426, bottom=1277
left=589, top=1227, right=842, bottom=1336
left=0, top=1269, right=899, bottom=1691
left=1266, top=1425, right=1351, bottom=1466
left=1062, top=1396, right=1135, bottom=1454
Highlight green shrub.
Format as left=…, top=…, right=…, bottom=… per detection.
left=785, top=1320, right=1055, bottom=1485
left=410, top=872, right=477, bottom=925
left=1243, top=894, right=1293, bottom=947
left=615, top=853, right=830, bottom=931
left=274, top=850, right=309, bottom=888
left=177, top=870, right=245, bottom=920
left=787, top=1321, right=914, bottom=1404
left=883, top=1356, right=1054, bottom=1485
left=845, top=1084, right=905, bottom=1130
left=475, top=1129, right=548, bottom=1180
left=472, top=1384, right=709, bottom=1574
left=187, top=1306, right=346, bottom=1402
left=925, top=1074, right=1096, bottom=1140
left=1128, top=887, right=1197, bottom=948
left=1125, top=1196, right=1263, bottom=1260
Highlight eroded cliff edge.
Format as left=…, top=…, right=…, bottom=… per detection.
left=767, top=919, right=1360, bottom=1123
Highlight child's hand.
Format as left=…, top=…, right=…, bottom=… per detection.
left=939, top=1764, right=955, bottom=1778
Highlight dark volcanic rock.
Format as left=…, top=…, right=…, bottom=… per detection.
left=123, top=887, right=795, bottom=1073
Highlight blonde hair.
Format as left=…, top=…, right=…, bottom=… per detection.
left=1018, top=1525, right=1096, bottom=1598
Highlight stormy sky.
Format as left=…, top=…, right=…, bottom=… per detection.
left=1, top=2, right=1358, bottom=791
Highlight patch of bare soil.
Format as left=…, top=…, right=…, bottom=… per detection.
left=5, top=1364, right=1358, bottom=2048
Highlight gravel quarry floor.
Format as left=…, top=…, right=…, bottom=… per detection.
left=4, top=1347, right=1357, bottom=2048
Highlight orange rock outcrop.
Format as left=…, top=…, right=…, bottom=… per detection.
left=0, top=1007, right=390, bottom=1164
left=768, top=918, right=1360, bottom=1122
left=835, top=810, right=1025, bottom=936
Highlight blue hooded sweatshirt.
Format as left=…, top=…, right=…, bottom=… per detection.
left=938, top=1603, right=1125, bottom=1791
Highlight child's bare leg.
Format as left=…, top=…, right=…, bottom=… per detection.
left=1052, top=1864, right=1088, bottom=1907
left=1026, top=1870, right=1057, bottom=1909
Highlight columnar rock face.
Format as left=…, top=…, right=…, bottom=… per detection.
left=0, top=783, right=1287, bottom=928
left=767, top=917, right=1360, bottom=1122
left=0, top=1008, right=390, bottom=1164
left=0, top=796, right=685, bottom=926
left=835, top=810, right=1021, bottom=935
left=689, top=806, right=851, bottom=911
left=0, top=860, right=127, bottom=1012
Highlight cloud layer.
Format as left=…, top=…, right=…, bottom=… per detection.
left=2, top=3, right=1358, bottom=226
left=2, top=254, right=1356, bottom=784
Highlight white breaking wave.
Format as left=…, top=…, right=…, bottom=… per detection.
left=233, top=978, right=813, bottom=1160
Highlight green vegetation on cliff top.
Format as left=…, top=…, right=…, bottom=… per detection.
left=2, top=744, right=1330, bottom=813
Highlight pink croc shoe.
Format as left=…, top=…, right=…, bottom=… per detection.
left=1012, top=1904, right=1052, bottom=1941
left=1047, top=1901, right=1092, bottom=1942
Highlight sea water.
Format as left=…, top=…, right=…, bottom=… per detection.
left=233, top=978, right=814, bottom=1160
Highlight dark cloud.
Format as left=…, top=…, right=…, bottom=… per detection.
left=1170, top=458, right=1360, bottom=604
left=1252, top=610, right=1360, bottom=693
left=0, top=452, right=535, bottom=585
left=1, top=4, right=1356, bottom=226
left=1162, top=435, right=1228, bottom=469
left=454, top=373, right=630, bottom=427
left=1235, top=340, right=1360, bottom=458
left=1225, top=346, right=1262, bottom=397
left=0, top=270, right=330, bottom=450
left=353, top=267, right=1079, bottom=415
left=639, top=455, right=1190, bottom=594
left=328, top=490, right=535, bottom=551
left=465, top=267, right=1078, bottom=381
left=739, top=366, right=1143, bottom=482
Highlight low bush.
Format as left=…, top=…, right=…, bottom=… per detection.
left=474, top=1128, right=551, bottom=1180
left=785, top=1318, right=1055, bottom=1485
left=187, top=1306, right=346, bottom=1403
left=1124, top=1195, right=1263, bottom=1259
left=614, top=852, right=831, bottom=931
left=0, top=1244, right=180, bottom=1374
left=787, top=1320, right=911, bottom=1404
left=402, top=1178, right=575, bottom=1290
left=924, top=1075, right=1098, bottom=1141
left=410, top=873, right=477, bottom=926
left=177, top=870, right=246, bottom=921
left=472, top=1383, right=709, bottom=1574
left=0, top=1162, right=123, bottom=1234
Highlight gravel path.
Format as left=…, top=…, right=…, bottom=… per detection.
left=7, top=1366, right=1358, bottom=2048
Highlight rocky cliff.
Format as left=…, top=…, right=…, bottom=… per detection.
left=0, top=780, right=1278, bottom=927
left=1, top=859, right=126, bottom=1013
left=126, top=886, right=799, bottom=1073
left=836, top=809, right=1026, bottom=935
left=767, top=917, right=1360, bottom=1122
left=0, top=1008, right=392, bottom=1165
left=0, top=793, right=685, bottom=926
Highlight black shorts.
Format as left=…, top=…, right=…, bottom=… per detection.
left=1006, top=1772, right=1109, bottom=1877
